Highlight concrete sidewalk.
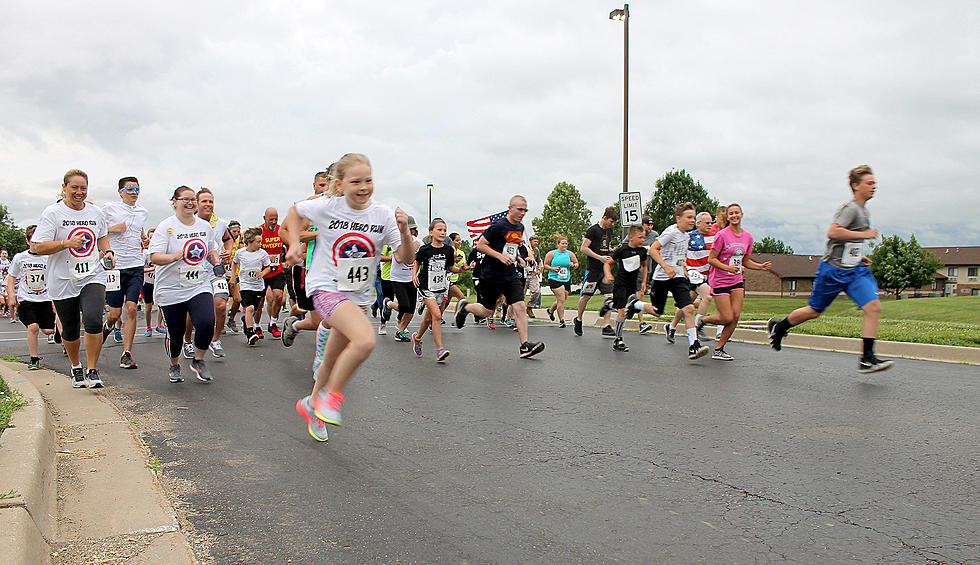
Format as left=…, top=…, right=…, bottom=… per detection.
left=0, top=360, right=196, bottom=565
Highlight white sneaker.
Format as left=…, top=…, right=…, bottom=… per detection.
left=182, top=341, right=194, bottom=359
left=209, top=340, right=225, bottom=358
left=377, top=325, right=387, bottom=335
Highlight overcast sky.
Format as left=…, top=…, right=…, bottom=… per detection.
left=1, top=1, right=977, bottom=253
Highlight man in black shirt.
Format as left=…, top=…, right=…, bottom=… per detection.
left=455, top=195, right=545, bottom=359
left=574, top=206, right=619, bottom=338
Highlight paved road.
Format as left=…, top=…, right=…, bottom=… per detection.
left=2, top=316, right=977, bottom=564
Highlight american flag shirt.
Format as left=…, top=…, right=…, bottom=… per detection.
left=686, top=230, right=714, bottom=273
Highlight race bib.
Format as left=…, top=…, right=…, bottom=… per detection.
left=729, top=254, right=743, bottom=271
left=212, top=278, right=229, bottom=294
left=557, top=266, right=569, bottom=280
left=688, top=270, right=705, bottom=285
left=145, top=269, right=155, bottom=284
left=622, top=255, right=641, bottom=273
left=244, top=269, right=260, bottom=282
left=24, top=270, right=45, bottom=293
left=104, top=269, right=121, bottom=292
left=337, top=257, right=375, bottom=292
left=674, top=256, right=686, bottom=269
left=68, top=254, right=97, bottom=282
left=269, top=254, right=281, bottom=267
left=581, top=281, right=597, bottom=295
left=841, top=242, right=862, bottom=267
left=503, top=243, right=519, bottom=260
left=179, top=264, right=205, bottom=288
left=427, top=262, right=447, bottom=291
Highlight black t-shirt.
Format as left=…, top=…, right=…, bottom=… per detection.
left=467, top=248, right=484, bottom=280
left=415, top=243, right=454, bottom=291
left=479, top=217, right=524, bottom=282
left=584, top=223, right=614, bottom=272
left=610, top=243, right=647, bottom=293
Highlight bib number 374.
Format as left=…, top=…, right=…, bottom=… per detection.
left=337, top=257, right=375, bottom=292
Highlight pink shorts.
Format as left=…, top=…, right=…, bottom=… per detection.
left=311, top=290, right=351, bottom=325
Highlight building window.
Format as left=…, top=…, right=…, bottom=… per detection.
left=969, top=267, right=978, bottom=277
left=932, top=280, right=937, bottom=290
left=948, top=267, right=958, bottom=277
left=789, top=280, right=797, bottom=291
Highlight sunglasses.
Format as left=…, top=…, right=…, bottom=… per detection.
left=122, top=185, right=140, bottom=194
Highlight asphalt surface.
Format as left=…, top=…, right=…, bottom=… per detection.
left=2, top=313, right=977, bottom=564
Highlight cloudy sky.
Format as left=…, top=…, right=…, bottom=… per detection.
left=1, top=1, right=977, bottom=253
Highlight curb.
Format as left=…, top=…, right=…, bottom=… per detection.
left=0, top=364, right=56, bottom=565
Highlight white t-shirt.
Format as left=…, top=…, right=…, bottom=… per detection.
left=148, top=215, right=216, bottom=307
left=101, top=201, right=150, bottom=269
left=294, top=197, right=404, bottom=305
left=0, top=258, right=9, bottom=296
left=142, top=249, right=156, bottom=285
left=652, top=224, right=690, bottom=281
left=31, top=201, right=108, bottom=300
left=390, top=236, right=422, bottom=283
left=233, top=248, right=271, bottom=292
left=8, top=251, right=50, bottom=303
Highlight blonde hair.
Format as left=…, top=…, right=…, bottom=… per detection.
left=716, top=206, right=729, bottom=229
left=335, top=153, right=371, bottom=182
left=63, top=169, right=88, bottom=186
left=553, top=233, right=568, bottom=244
left=848, top=165, right=873, bottom=189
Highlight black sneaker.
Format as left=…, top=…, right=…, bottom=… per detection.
left=573, top=317, right=583, bottom=336
left=767, top=318, right=785, bottom=351
left=546, top=307, right=555, bottom=321
left=688, top=341, right=709, bottom=360
left=558, top=320, right=566, bottom=329
left=71, top=367, right=86, bottom=388
left=519, top=341, right=545, bottom=359
left=601, top=325, right=616, bottom=339
left=169, top=364, right=183, bottom=383
left=119, top=351, right=138, bottom=370
left=28, top=357, right=41, bottom=370
left=612, top=338, right=629, bottom=352
left=858, top=356, right=894, bottom=374
left=190, top=359, right=213, bottom=382
left=245, top=327, right=259, bottom=346
left=454, top=300, right=469, bottom=329
left=624, top=294, right=639, bottom=319
left=598, top=296, right=614, bottom=317
left=86, top=369, right=104, bottom=388
left=665, top=324, right=676, bottom=344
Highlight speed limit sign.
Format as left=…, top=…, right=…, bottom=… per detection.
left=618, top=191, right=643, bottom=225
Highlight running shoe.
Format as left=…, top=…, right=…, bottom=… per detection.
left=113, top=327, right=123, bottom=343
left=86, top=369, right=104, bottom=388
left=296, top=396, right=329, bottom=442
left=28, top=357, right=41, bottom=370
left=519, top=341, right=545, bottom=359
left=255, top=327, right=265, bottom=339
left=767, top=318, right=785, bottom=351
left=624, top=294, right=639, bottom=319
left=281, top=316, right=300, bottom=347
left=688, top=340, right=709, bottom=360
left=712, top=348, right=734, bottom=361
left=417, top=301, right=425, bottom=316
left=694, top=314, right=705, bottom=334
left=102, top=323, right=113, bottom=344
left=377, top=324, right=387, bottom=335
left=598, top=296, right=614, bottom=317
left=48, top=333, right=56, bottom=344
left=381, top=298, right=392, bottom=321
left=190, top=359, right=213, bottom=382
left=612, top=338, right=629, bottom=352
left=268, top=324, right=282, bottom=339
left=573, top=317, right=583, bottom=336
left=311, top=391, right=344, bottom=426
left=698, top=327, right=713, bottom=342
left=393, top=330, right=409, bottom=342
left=246, top=328, right=259, bottom=346
left=436, top=348, right=450, bottom=362
left=858, top=355, right=894, bottom=374
left=558, top=320, right=566, bottom=329
left=664, top=324, right=676, bottom=344
left=155, top=325, right=167, bottom=334
left=546, top=306, right=555, bottom=321
left=412, top=332, right=423, bottom=356
left=169, top=364, right=183, bottom=383
left=505, top=318, right=516, bottom=329
left=486, top=320, right=496, bottom=330
left=371, top=303, right=378, bottom=318
left=145, top=327, right=153, bottom=338
left=601, top=325, right=616, bottom=339
left=182, top=341, right=195, bottom=359
left=638, top=322, right=652, bottom=334
left=454, top=300, right=469, bottom=329
left=209, top=340, right=225, bottom=358
left=120, top=351, right=138, bottom=369
left=71, top=367, right=86, bottom=388
left=226, top=314, right=239, bottom=333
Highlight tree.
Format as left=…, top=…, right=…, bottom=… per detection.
left=530, top=181, right=592, bottom=284
left=643, top=169, right=719, bottom=233
left=753, top=236, right=794, bottom=254
left=870, top=234, right=944, bottom=297
left=0, top=205, right=28, bottom=255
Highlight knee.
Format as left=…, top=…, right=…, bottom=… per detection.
left=863, top=300, right=881, bottom=316
left=350, top=333, right=376, bottom=358
left=125, top=302, right=138, bottom=318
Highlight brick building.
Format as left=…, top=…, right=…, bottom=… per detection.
left=742, top=253, right=821, bottom=297
left=921, top=246, right=980, bottom=296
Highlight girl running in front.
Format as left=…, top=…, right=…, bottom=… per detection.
left=543, top=234, right=579, bottom=328
left=696, top=203, right=771, bottom=360
left=284, top=153, right=414, bottom=442
left=412, top=219, right=462, bottom=362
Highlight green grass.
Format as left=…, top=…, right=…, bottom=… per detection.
left=0, top=376, right=30, bottom=438
left=538, top=294, right=980, bottom=348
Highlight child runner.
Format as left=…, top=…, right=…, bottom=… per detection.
left=543, top=234, right=579, bottom=328
left=768, top=165, right=893, bottom=373
left=286, top=153, right=415, bottom=442
left=141, top=229, right=165, bottom=336
left=599, top=224, right=652, bottom=352
left=6, top=226, right=56, bottom=369
left=231, top=227, right=272, bottom=345
left=695, top=204, right=771, bottom=360
left=439, top=232, right=470, bottom=319
left=412, top=219, right=461, bottom=362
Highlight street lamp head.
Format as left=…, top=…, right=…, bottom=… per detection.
left=609, top=8, right=626, bottom=21
left=427, top=184, right=434, bottom=189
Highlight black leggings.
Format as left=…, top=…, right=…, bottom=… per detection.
left=52, top=283, right=106, bottom=341
left=160, top=292, right=216, bottom=359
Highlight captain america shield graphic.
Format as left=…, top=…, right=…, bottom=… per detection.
left=68, top=226, right=96, bottom=257
left=331, top=233, right=376, bottom=265
left=182, top=238, right=208, bottom=265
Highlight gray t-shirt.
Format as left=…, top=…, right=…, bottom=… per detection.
left=822, top=199, right=871, bottom=269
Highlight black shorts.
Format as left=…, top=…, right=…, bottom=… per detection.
left=264, top=271, right=286, bottom=291
left=285, top=265, right=300, bottom=301
left=649, top=277, right=694, bottom=315
left=581, top=268, right=614, bottom=296
left=391, top=281, right=417, bottom=315
left=292, top=267, right=314, bottom=311
left=106, top=266, right=144, bottom=308
left=711, top=281, right=745, bottom=296
left=18, top=300, right=56, bottom=330
left=142, top=283, right=155, bottom=304
left=547, top=278, right=571, bottom=292
left=477, top=277, right=525, bottom=309
left=240, top=289, right=265, bottom=310
left=612, top=285, right=639, bottom=309
left=381, top=279, right=394, bottom=301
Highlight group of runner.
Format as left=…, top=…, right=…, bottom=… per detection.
left=5, top=162, right=893, bottom=442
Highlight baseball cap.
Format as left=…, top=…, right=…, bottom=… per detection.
left=407, top=216, right=418, bottom=230
left=642, top=216, right=654, bottom=224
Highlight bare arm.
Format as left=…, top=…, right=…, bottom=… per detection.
left=827, top=224, right=878, bottom=241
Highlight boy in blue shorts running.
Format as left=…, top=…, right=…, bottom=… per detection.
left=767, top=165, right=893, bottom=373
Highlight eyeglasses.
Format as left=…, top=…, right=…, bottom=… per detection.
left=175, top=197, right=196, bottom=203
left=122, top=185, right=140, bottom=194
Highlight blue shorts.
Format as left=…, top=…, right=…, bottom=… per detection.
left=106, top=266, right=144, bottom=308
left=808, top=261, right=879, bottom=313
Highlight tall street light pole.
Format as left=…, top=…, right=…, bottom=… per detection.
left=609, top=4, right=629, bottom=194
left=427, top=183, right=434, bottom=226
